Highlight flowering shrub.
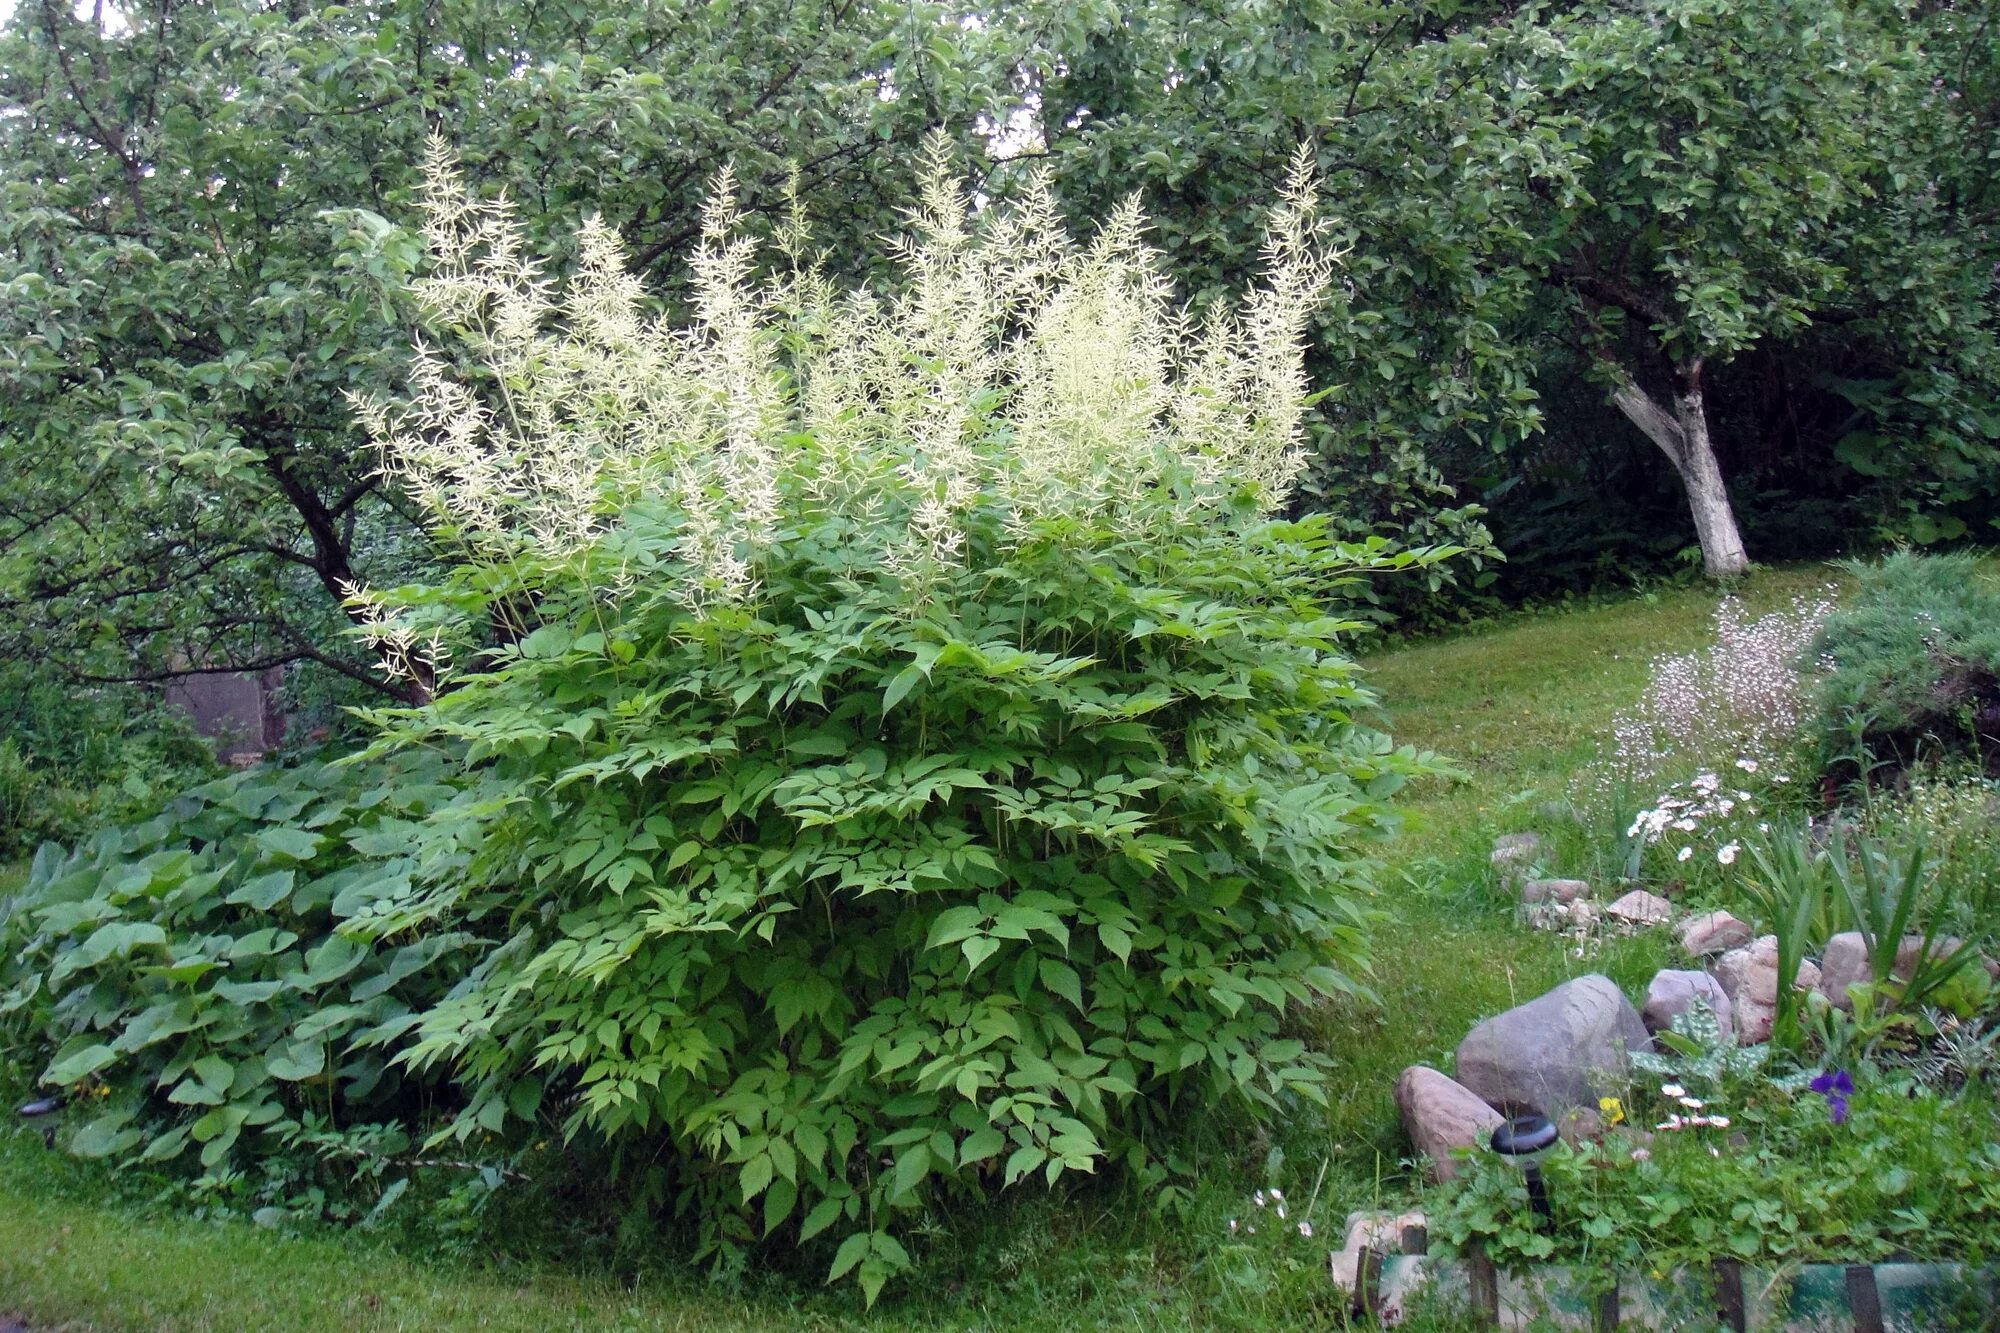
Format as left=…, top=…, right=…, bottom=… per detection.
left=322, top=140, right=1454, bottom=1299
left=1595, top=594, right=1835, bottom=797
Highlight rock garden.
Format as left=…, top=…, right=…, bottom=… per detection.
left=1332, top=561, right=2000, bottom=1329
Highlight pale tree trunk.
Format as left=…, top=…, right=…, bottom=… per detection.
left=1608, top=359, right=1750, bottom=579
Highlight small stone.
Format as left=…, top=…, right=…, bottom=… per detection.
left=1395, top=1067, right=1503, bottom=1183
left=1605, top=889, right=1673, bottom=927
left=1642, top=969, right=1734, bottom=1040
left=1455, top=974, right=1650, bottom=1117
left=1555, top=1104, right=1604, bottom=1146
left=1711, top=935, right=1820, bottom=1043
left=1678, top=910, right=1753, bottom=958
left=1521, top=878, right=1591, bottom=905
left=1492, top=831, right=1543, bottom=865
left=1818, top=931, right=1868, bottom=1011
left=1567, top=899, right=1597, bottom=929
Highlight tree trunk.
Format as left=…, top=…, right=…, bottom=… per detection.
left=1609, top=360, right=1750, bottom=579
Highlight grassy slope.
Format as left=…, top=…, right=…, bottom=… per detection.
left=0, top=568, right=1838, bottom=1331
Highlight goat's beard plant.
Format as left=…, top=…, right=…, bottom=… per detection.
left=347, top=137, right=1452, bottom=1299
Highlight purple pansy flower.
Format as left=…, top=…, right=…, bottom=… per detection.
left=1810, top=1069, right=1853, bottom=1124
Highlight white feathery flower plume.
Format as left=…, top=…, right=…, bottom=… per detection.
left=350, top=133, right=1340, bottom=643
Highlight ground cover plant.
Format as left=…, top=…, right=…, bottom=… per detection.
left=0, top=752, right=499, bottom=1215
left=0, top=137, right=1461, bottom=1304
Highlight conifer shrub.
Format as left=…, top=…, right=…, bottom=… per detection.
left=5, top=139, right=1453, bottom=1297
left=1811, top=552, right=2000, bottom=782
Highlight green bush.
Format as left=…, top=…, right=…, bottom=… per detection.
left=1811, top=551, right=2000, bottom=782
left=0, top=141, right=1454, bottom=1299
left=334, top=140, right=1451, bottom=1297
left=0, top=668, right=219, bottom=859
left=0, top=752, right=497, bottom=1215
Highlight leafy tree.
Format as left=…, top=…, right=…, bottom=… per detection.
left=1036, top=0, right=2000, bottom=578
left=0, top=0, right=1035, bottom=698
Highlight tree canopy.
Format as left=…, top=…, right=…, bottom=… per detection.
left=0, top=0, right=1036, bottom=698
left=2, top=0, right=1996, bottom=698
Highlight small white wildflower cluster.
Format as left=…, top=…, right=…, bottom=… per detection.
left=1226, top=1186, right=1312, bottom=1238
left=1653, top=1083, right=1731, bottom=1132
left=1625, top=765, right=1775, bottom=866
left=349, top=136, right=1339, bottom=684
left=1596, top=594, right=1836, bottom=797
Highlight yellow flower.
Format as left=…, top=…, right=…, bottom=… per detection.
left=1598, top=1096, right=1625, bottom=1126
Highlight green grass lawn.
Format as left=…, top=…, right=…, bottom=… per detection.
left=0, top=567, right=1838, bottom=1330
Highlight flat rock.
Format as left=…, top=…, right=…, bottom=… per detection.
left=1521, top=878, right=1591, bottom=905
left=1605, top=889, right=1673, bottom=927
left=1454, top=974, right=1649, bottom=1117
left=1395, top=1066, right=1504, bottom=1183
left=1641, top=968, right=1734, bottom=1041
left=1678, top=910, right=1753, bottom=958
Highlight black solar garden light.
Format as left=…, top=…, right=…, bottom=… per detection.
left=1490, top=1113, right=1559, bottom=1228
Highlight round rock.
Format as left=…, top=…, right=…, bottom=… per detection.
left=1394, top=1066, right=1504, bottom=1183
left=1641, top=968, right=1734, bottom=1041
left=1454, top=974, right=1650, bottom=1117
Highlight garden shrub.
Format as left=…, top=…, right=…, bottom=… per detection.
left=0, top=751, right=498, bottom=1215
left=1811, top=551, right=2000, bottom=782
left=318, top=139, right=1454, bottom=1297
left=0, top=667, right=219, bottom=859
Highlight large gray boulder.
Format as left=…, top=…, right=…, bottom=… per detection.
left=1453, top=974, right=1649, bottom=1117
left=1394, top=1066, right=1505, bottom=1183
left=1641, top=969, right=1734, bottom=1041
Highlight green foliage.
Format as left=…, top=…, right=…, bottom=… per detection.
left=0, top=668, right=218, bottom=859
left=1810, top=552, right=2000, bottom=780
left=0, top=753, right=498, bottom=1216
left=1042, top=0, right=2000, bottom=586
left=0, top=0, right=1037, bottom=695
left=1433, top=1071, right=2000, bottom=1272
left=369, top=506, right=1445, bottom=1299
